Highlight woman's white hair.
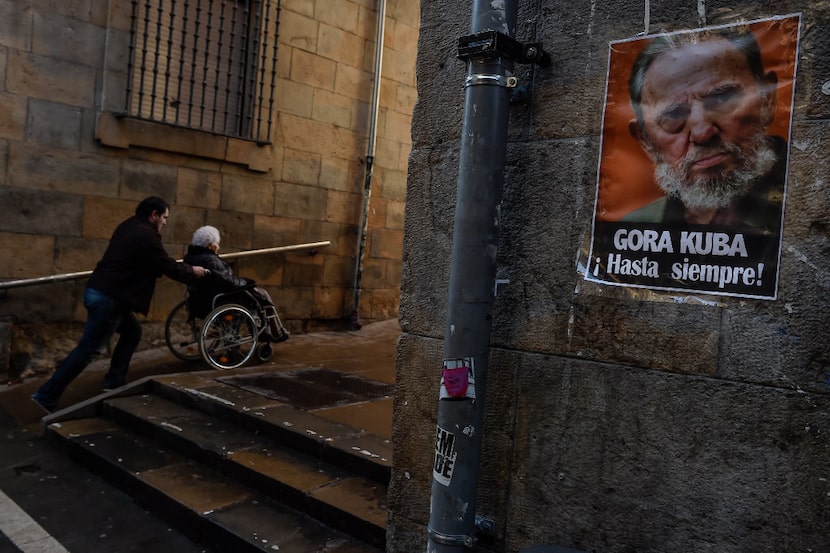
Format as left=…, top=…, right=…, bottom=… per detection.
left=191, top=225, right=221, bottom=248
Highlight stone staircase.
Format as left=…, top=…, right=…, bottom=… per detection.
left=41, top=370, right=392, bottom=552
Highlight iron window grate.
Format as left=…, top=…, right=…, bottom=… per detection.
left=125, top=0, right=280, bottom=143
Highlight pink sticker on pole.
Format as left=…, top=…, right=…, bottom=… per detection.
left=441, top=358, right=475, bottom=399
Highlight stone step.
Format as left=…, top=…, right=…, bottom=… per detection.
left=45, top=373, right=391, bottom=553
left=149, top=373, right=393, bottom=486
left=101, top=392, right=388, bottom=547
left=45, top=417, right=383, bottom=552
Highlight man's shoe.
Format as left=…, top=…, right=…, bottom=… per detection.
left=31, top=395, right=55, bottom=414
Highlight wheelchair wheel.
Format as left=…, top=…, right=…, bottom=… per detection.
left=164, top=300, right=202, bottom=361
left=257, top=343, right=273, bottom=363
left=199, top=304, right=258, bottom=370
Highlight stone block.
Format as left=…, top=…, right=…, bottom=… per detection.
left=329, top=126, right=363, bottom=160
left=252, top=214, right=303, bottom=249
left=284, top=259, right=324, bottom=289
left=121, top=159, right=178, bottom=203
left=274, top=181, right=328, bottom=220
left=0, top=187, right=84, bottom=236
left=6, top=50, right=96, bottom=108
left=355, top=4, right=377, bottom=40
left=312, top=89, right=355, bottom=128
left=27, top=99, right=83, bottom=149
left=275, top=79, right=314, bottom=118
left=367, top=196, right=387, bottom=229
left=368, top=228, right=403, bottom=260
left=315, top=0, right=360, bottom=34
left=279, top=8, right=318, bottom=52
left=277, top=113, right=334, bottom=155
left=82, top=196, right=134, bottom=240
left=282, top=148, right=321, bottom=186
left=0, top=2, right=33, bottom=51
left=311, top=220, right=358, bottom=257
left=0, top=282, right=80, bottom=326
left=382, top=48, right=416, bottom=87
left=385, top=19, right=419, bottom=55
left=388, top=0, right=419, bottom=28
left=389, top=333, right=442, bottom=522
left=312, top=285, right=348, bottom=318
left=0, top=91, right=26, bottom=140
left=326, top=189, right=361, bottom=224
left=395, top=83, right=418, bottom=114
left=105, top=0, right=133, bottom=31
left=226, top=139, right=274, bottom=174
left=7, top=142, right=120, bottom=196
left=321, top=255, right=354, bottom=287
left=333, top=64, right=372, bottom=101
left=363, top=287, right=399, bottom=320
left=220, top=173, right=275, bottom=215
left=277, top=285, right=314, bottom=320
left=377, top=168, right=407, bottom=201
left=386, top=199, right=405, bottom=229
left=383, top=108, right=413, bottom=145
left=0, top=231, right=55, bottom=279
left=374, top=138, right=403, bottom=172
left=359, top=258, right=386, bottom=289
left=569, top=296, right=720, bottom=375
left=176, top=168, right=221, bottom=210
left=318, top=23, right=365, bottom=67
left=385, top=257, right=402, bottom=288
left=290, top=49, right=336, bottom=90
left=503, top=355, right=830, bottom=552
left=320, top=156, right=359, bottom=192
left=54, top=236, right=108, bottom=273
left=32, top=12, right=105, bottom=67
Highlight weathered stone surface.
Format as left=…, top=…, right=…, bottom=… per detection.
left=393, top=2, right=830, bottom=552
left=0, top=187, right=84, bottom=236
left=7, top=142, right=120, bottom=196
left=1, top=0, right=416, bottom=367
left=6, top=50, right=96, bottom=108
left=504, top=354, right=830, bottom=553
left=0, top=91, right=26, bottom=140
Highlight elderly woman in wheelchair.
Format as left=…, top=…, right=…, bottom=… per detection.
left=164, top=226, right=289, bottom=370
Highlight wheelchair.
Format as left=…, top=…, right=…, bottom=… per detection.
left=164, top=285, right=286, bottom=370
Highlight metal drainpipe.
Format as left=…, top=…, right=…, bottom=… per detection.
left=427, top=1, right=518, bottom=551
left=350, top=0, right=387, bottom=330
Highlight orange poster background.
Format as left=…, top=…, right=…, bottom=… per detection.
left=595, top=15, right=800, bottom=222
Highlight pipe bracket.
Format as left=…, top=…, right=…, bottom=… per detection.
left=457, top=30, right=549, bottom=66
left=465, top=74, right=517, bottom=88
left=428, top=526, right=476, bottom=548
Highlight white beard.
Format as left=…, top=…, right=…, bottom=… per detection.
left=653, top=134, right=777, bottom=210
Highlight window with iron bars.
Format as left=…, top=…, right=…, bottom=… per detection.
left=126, top=0, right=280, bottom=143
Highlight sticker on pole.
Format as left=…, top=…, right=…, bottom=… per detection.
left=440, top=357, right=476, bottom=399
left=433, top=425, right=457, bottom=486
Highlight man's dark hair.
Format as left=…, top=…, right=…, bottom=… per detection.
left=135, top=196, right=170, bottom=218
left=628, top=27, right=767, bottom=132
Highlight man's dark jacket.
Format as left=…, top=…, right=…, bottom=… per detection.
left=87, top=215, right=195, bottom=315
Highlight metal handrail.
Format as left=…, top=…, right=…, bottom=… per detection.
left=0, top=241, right=330, bottom=291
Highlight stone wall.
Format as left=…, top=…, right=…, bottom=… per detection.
left=392, top=2, right=830, bottom=552
left=0, top=0, right=418, bottom=378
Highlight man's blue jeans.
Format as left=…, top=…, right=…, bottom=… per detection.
left=33, top=288, right=141, bottom=410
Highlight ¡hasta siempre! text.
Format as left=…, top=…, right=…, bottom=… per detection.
left=596, top=253, right=765, bottom=288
